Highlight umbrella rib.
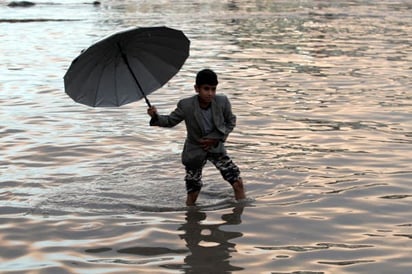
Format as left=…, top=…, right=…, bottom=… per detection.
left=114, top=55, right=119, bottom=106
left=128, top=45, right=187, bottom=89
left=92, top=60, right=108, bottom=107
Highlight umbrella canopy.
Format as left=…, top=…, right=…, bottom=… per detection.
left=64, top=26, right=190, bottom=107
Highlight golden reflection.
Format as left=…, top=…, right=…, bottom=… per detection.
left=176, top=205, right=245, bottom=272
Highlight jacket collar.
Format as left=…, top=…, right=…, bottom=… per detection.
left=193, top=96, right=204, bottom=133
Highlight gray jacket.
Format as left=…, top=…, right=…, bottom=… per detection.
left=150, top=94, right=236, bottom=168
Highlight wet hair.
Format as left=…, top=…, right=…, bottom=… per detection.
left=195, top=69, right=218, bottom=86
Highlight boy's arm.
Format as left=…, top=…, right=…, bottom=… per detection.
left=222, top=97, right=236, bottom=141
left=148, top=101, right=185, bottom=127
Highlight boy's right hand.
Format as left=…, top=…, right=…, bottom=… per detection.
left=147, top=106, right=157, bottom=117
left=199, top=138, right=219, bottom=151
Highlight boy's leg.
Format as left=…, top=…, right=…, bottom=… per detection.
left=185, top=167, right=203, bottom=206
left=186, top=191, right=199, bottom=206
left=209, top=154, right=246, bottom=201
left=232, top=178, right=246, bottom=200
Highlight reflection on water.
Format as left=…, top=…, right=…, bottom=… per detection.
left=176, top=206, right=245, bottom=273
left=1, top=0, right=412, bottom=273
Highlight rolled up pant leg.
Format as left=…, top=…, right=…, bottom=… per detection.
left=185, top=166, right=203, bottom=194
left=208, top=154, right=241, bottom=184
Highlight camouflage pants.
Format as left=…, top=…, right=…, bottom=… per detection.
left=185, top=153, right=241, bottom=194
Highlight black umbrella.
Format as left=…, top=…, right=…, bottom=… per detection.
left=64, top=26, right=190, bottom=107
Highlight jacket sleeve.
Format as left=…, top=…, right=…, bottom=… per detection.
left=150, top=100, right=185, bottom=127
left=222, top=96, right=236, bottom=141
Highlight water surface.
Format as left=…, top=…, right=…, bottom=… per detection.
left=1, top=0, right=411, bottom=273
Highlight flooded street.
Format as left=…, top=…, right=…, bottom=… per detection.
left=1, top=1, right=411, bottom=273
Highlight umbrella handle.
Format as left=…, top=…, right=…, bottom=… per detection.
left=118, top=43, right=152, bottom=108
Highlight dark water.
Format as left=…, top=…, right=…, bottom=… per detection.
left=1, top=0, right=411, bottom=273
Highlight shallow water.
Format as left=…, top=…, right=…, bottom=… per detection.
left=1, top=0, right=411, bottom=273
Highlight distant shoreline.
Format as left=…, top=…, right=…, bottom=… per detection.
left=0, top=19, right=82, bottom=23
left=6, top=1, right=101, bottom=7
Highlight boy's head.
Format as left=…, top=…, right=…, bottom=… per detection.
left=195, top=69, right=218, bottom=86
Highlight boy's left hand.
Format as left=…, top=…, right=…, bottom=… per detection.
left=199, top=138, right=219, bottom=151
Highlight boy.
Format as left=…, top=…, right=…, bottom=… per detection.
left=147, top=69, right=245, bottom=206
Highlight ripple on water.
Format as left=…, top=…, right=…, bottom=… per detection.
left=1, top=1, right=412, bottom=273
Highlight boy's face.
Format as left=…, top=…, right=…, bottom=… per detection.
left=195, top=84, right=217, bottom=104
